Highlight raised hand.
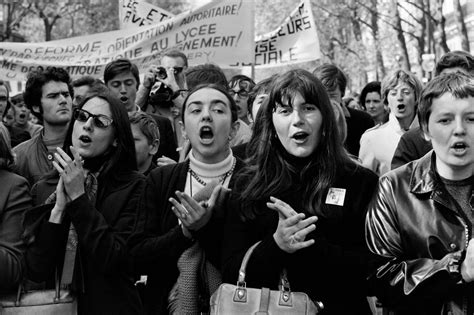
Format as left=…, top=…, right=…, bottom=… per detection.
left=156, top=156, right=177, bottom=167
left=52, top=146, right=85, bottom=201
left=49, top=176, right=69, bottom=224
left=267, top=196, right=318, bottom=254
left=169, top=191, right=213, bottom=235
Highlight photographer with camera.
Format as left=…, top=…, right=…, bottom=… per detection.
left=104, top=58, right=178, bottom=163
left=136, top=50, right=188, bottom=149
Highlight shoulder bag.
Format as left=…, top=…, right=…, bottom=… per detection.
left=0, top=224, right=78, bottom=315
left=210, top=241, right=324, bottom=315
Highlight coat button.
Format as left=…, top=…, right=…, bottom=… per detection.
left=450, top=243, right=457, bottom=250
left=47, top=154, right=53, bottom=160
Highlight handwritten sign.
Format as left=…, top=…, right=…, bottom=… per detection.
left=0, top=0, right=254, bottom=81
left=119, top=0, right=321, bottom=68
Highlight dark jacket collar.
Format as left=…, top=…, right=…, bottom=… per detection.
left=409, top=150, right=436, bottom=194
left=409, top=150, right=464, bottom=213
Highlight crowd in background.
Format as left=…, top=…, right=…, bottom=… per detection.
left=0, top=49, right=473, bottom=315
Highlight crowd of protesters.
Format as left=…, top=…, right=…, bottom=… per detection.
left=0, top=48, right=473, bottom=315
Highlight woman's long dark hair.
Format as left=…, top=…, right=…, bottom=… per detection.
left=62, top=91, right=137, bottom=180
left=238, top=69, right=354, bottom=218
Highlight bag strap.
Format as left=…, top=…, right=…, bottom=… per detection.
left=237, top=241, right=261, bottom=285
left=237, top=241, right=292, bottom=291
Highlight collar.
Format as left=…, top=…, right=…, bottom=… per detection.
left=409, top=150, right=436, bottom=194
left=387, top=113, right=419, bottom=134
left=188, top=148, right=234, bottom=177
left=341, top=103, right=351, bottom=118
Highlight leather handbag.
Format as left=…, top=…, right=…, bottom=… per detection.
left=0, top=224, right=78, bottom=315
left=210, top=241, right=324, bottom=314
left=0, top=280, right=77, bottom=315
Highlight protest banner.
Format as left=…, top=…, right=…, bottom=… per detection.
left=119, top=0, right=174, bottom=29
left=0, top=0, right=254, bottom=81
left=232, top=0, right=320, bottom=68
left=118, top=0, right=320, bottom=68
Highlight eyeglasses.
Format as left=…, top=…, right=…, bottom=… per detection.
left=228, top=89, right=249, bottom=98
left=73, top=108, right=113, bottom=129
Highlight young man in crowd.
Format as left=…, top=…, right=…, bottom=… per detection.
left=227, top=75, right=253, bottom=146
left=313, top=64, right=374, bottom=156
left=129, top=111, right=160, bottom=175
left=0, top=82, right=31, bottom=147
left=10, top=93, right=43, bottom=138
left=391, top=50, right=474, bottom=170
left=13, top=67, right=73, bottom=186
left=135, top=50, right=188, bottom=147
left=104, top=58, right=178, bottom=162
left=71, top=75, right=108, bottom=108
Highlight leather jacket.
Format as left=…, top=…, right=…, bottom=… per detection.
left=366, top=151, right=474, bottom=315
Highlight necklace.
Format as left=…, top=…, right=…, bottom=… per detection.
left=188, top=158, right=236, bottom=195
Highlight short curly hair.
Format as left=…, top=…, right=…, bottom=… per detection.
left=23, top=67, right=72, bottom=120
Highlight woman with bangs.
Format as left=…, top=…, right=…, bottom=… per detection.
left=128, top=83, right=245, bottom=314
left=221, top=69, right=378, bottom=314
left=24, top=91, right=145, bottom=314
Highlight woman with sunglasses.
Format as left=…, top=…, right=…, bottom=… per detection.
left=128, top=83, right=244, bottom=314
left=24, top=91, right=145, bottom=314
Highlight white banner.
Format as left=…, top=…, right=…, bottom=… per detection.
left=119, top=0, right=174, bottom=29
left=119, top=0, right=320, bottom=68
left=0, top=0, right=254, bottom=81
left=251, top=0, right=320, bottom=68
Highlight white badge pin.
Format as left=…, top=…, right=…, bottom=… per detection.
left=325, top=188, right=346, bottom=206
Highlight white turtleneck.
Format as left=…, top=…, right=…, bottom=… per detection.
left=185, top=148, right=236, bottom=197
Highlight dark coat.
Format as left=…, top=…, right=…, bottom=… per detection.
left=150, top=114, right=179, bottom=162
left=221, top=162, right=378, bottom=315
left=24, top=171, right=145, bottom=315
left=391, top=126, right=432, bottom=170
left=366, top=152, right=472, bottom=314
left=128, top=158, right=244, bottom=314
left=345, top=107, right=374, bottom=156
left=0, top=170, right=31, bottom=290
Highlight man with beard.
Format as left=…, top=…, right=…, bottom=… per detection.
left=104, top=58, right=178, bottom=163
left=10, top=93, right=43, bottom=138
left=13, top=67, right=73, bottom=186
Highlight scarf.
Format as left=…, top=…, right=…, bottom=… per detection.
left=168, top=180, right=230, bottom=314
left=44, top=170, right=99, bottom=286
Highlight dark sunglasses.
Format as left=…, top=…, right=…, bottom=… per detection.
left=73, top=108, right=113, bottom=129
left=228, top=89, right=249, bottom=98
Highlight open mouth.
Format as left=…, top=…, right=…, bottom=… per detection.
left=451, top=142, right=468, bottom=151
left=79, top=135, right=92, bottom=144
left=120, top=96, right=128, bottom=103
left=292, top=131, right=309, bottom=142
left=19, top=113, right=26, bottom=119
left=397, top=104, right=406, bottom=111
left=199, top=126, right=214, bottom=142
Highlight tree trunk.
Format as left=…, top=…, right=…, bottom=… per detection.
left=393, top=0, right=411, bottom=70
left=452, top=0, right=470, bottom=52
left=371, top=0, right=385, bottom=79
left=44, top=19, right=52, bottom=41
left=435, top=0, right=449, bottom=54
